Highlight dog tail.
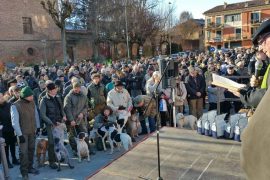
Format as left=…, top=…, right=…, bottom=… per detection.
left=120, top=134, right=131, bottom=151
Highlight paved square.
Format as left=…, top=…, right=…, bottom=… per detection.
left=90, top=127, right=245, bottom=180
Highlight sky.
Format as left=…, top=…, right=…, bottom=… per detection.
left=163, top=0, right=248, bottom=19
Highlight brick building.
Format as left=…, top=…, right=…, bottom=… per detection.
left=0, top=0, right=93, bottom=65
left=204, top=0, right=270, bottom=50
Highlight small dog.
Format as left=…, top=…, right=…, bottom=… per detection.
left=75, top=132, right=90, bottom=163
left=117, top=106, right=130, bottom=132
left=36, top=139, right=48, bottom=167
left=52, top=123, right=74, bottom=171
left=176, top=113, right=197, bottom=130
left=129, top=109, right=141, bottom=138
left=107, top=124, right=132, bottom=154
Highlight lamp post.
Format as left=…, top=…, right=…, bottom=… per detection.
left=169, top=2, right=172, bottom=56
left=124, top=0, right=130, bottom=59
left=41, top=39, right=48, bottom=65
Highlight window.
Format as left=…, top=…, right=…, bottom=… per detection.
left=216, top=31, right=222, bottom=38
left=216, top=16, right=222, bottom=25
left=225, top=14, right=241, bottom=23
left=207, top=18, right=211, bottom=25
left=251, top=12, right=260, bottom=23
left=235, top=28, right=241, bottom=39
left=22, top=17, right=33, bottom=34
left=251, top=27, right=259, bottom=37
left=207, top=31, right=211, bottom=39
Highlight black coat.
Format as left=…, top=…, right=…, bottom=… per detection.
left=0, top=102, right=14, bottom=132
left=185, top=75, right=205, bottom=99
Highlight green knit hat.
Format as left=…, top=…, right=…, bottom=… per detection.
left=20, top=86, right=33, bottom=98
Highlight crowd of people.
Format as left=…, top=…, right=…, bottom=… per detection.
left=0, top=45, right=268, bottom=179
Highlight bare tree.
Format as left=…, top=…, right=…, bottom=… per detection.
left=179, top=11, right=193, bottom=24
left=41, top=0, right=73, bottom=64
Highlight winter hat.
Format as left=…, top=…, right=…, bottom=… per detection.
left=20, top=86, right=33, bottom=98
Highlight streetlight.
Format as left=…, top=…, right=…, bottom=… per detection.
left=124, top=0, right=130, bottom=59
left=169, top=2, right=172, bottom=56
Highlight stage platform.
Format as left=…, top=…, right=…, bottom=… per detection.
left=88, top=127, right=245, bottom=180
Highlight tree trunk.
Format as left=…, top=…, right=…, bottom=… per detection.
left=61, top=29, right=68, bottom=64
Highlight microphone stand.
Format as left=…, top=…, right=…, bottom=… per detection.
left=140, top=60, right=171, bottom=180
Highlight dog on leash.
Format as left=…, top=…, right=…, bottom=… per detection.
left=129, top=109, right=141, bottom=138
left=52, top=123, right=74, bottom=171
left=117, top=106, right=130, bottom=132
left=36, top=139, right=48, bottom=167
left=176, top=113, right=197, bottom=130
left=75, top=132, right=90, bottom=163
left=107, top=124, right=133, bottom=154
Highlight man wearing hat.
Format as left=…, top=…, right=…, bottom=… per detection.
left=87, top=73, right=106, bottom=115
left=107, top=80, right=133, bottom=114
left=39, top=82, right=66, bottom=169
left=64, top=82, right=93, bottom=155
left=133, top=95, right=157, bottom=134
left=238, top=19, right=270, bottom=179
left=11, top=86, right=40, bottom=180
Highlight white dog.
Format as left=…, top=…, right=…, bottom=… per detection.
left=75, top=132, right=90, bottom=163
left=176, top=113, right=197, bottom=130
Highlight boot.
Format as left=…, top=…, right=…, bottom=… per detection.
left=12, top=158, right=20, bottom=165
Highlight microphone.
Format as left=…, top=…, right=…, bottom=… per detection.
left=255, top=60, right=263, bottom=78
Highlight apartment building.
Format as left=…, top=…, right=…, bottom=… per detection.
left=204, top=0, right=270, bottom=50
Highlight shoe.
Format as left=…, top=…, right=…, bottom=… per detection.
left=49, top=163, right=58, bottom=169
left=12, top=158, right=20, bottom=165
left=22, top=175, right=29, bottom=180
left=139, top=132, right=147, bottom=136
left=28, top=167, right=39, bottom=175
left=8, top=162, right=14, bottom=168
left=131, top=137, right=136, bottom=142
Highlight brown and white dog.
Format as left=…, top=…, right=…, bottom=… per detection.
left=36, top=139, right=48, bottom=167
left=129, top=109, right=141, bottom=138
left=75, top=132, right=90, bottom=163
left=176, top=113, right=197, bottom=130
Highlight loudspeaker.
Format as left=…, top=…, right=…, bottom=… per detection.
left=158, top=59, right=179, bottom=89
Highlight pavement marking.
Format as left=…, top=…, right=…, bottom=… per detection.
left=145, top=151, right=174, bottom=178
left=197, top=159, right=214, bottom=180
left=225, top=145, right=234, bottom=159
left=178, top=155, right=201, bottom=180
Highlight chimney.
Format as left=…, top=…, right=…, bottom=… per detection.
left=224, top=2, right=227, bottom=9
left=244, top=2, right=249, bottom=8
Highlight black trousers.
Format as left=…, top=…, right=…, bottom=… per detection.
left=3, top=131, right=17, bottom=163
left=160, top=111, right=168, bottom=127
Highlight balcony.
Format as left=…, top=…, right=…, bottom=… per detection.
left=250, top=19, right=261, bottom=26
left=205, top=37, right=223, bottom=43
left=224, top=34, right=242, bottom=41
left=205, top=22, right=224, bottom=29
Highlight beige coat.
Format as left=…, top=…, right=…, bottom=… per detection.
left=174, top=81, right=187, bottom=106
left=241, top=88, right=270, bottom=180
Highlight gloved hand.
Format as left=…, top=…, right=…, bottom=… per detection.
left=19, top=136, right=25, bottom=144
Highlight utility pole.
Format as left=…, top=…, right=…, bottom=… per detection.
left=169, top=2, right=172, bottom=56
left=124, top=0, right=130, bottom=59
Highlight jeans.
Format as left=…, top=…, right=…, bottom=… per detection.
left=148, top=117, right=156, bottom=133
